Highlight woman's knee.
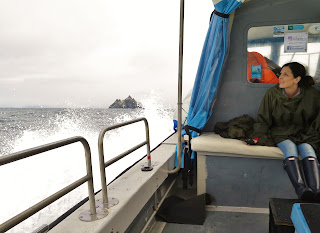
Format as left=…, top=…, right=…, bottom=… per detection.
left=277, top=139, right=299, bottom=159
left=298, top=143, right=317, bottom=159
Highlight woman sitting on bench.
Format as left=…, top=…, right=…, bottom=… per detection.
left=249, top=62, right=320, bottom=202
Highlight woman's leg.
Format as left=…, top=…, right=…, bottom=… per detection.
left=298, top=143, right=317, bottom=159
left=299, top=143, right=320, bottom=201
left=277, top=139, right=299, bottom=159
left=277, top=140, right=313, bottom=201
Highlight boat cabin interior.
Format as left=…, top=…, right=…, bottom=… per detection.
left=160, top=0, right=320, bottom=231
left=134, top=0, right=320, bottom=231
left=188, top=0, right=320, bottom=232
left=1, top=0, right=320, bottom=232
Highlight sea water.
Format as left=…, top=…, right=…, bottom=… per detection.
left=0, top=100, right=174, bottom=232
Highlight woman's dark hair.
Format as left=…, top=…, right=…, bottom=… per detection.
left=282, top=62, right=315, bottom=87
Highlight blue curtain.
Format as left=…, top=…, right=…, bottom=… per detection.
left=176, top=0, right=245, bottom=167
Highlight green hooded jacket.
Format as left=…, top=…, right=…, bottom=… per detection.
left=251, top=84, right=320, bottom=151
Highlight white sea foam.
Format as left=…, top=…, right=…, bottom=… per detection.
left=0, top=95, right=174, bottom=233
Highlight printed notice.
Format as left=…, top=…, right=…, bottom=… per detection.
left=284, top=32, right=308, bottom=53
left=273, top=26, right=285, bottom=37
left=288, top=25, right=304, bottom=31
left=251, top=65, right=262, bottom=79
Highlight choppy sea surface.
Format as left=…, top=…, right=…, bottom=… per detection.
left=0, top=104, right=174, bottom=232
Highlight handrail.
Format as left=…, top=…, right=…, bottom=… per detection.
left=98, top=117, right=152, bottom=207
left=0, top=136, right=107, bottom=233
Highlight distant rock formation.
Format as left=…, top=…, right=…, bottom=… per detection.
left=109, top=96, right=142, bottom=109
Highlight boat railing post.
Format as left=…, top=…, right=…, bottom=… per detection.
left=142, top=118, right=153, bottom=171
left=168, top=0, right=184, bottom=174
left=96, top=117, right=154, bottom=209
left=80, top=138, right=98, bottom=218
left=98, top=128, right=112, bottom=207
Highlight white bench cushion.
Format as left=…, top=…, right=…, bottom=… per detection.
left=191, top=132, right=283, bottom=159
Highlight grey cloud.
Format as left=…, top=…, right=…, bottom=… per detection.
left=0, top=0, right=213, bottom=108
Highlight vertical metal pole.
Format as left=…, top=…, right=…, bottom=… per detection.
left=144, top=119, right=152, bottom=168
left=82, top=140, right=97, bottom=216
left=98, top=130, right=109, bottom=205
left=168, top=0, right=184, bottom=174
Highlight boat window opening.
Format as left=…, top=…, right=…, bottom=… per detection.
left=248, top=46, right=271, bottom=58
left=278, top=43, right=320, bottom=82
left=247, top=23, right=320, bottom=84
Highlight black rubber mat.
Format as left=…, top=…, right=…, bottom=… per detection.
left=300, top=204, right=320, bottom=233
left=269, top=198, right=304, bottom=226
left=156, top=194, right=212, bottom=225
left=162, top=211, right=269, bottom=233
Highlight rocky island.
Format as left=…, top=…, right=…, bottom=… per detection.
left=109, top=96, right=142, bottom=109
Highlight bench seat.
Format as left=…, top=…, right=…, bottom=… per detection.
left=191, top=132, right=283, bottom=159
left=191, top=133, right=297, bottom=206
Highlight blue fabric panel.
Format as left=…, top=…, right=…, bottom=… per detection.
left=186, top=0, right=244, bottom=137
left=291, top=203, right=311, bottom=233
left=175, top=0, right=244, bottom=168
left=215, top=0, right=242, bottom=14
left=187, top=17, right=227, bottom=132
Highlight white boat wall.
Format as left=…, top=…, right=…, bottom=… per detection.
left=1, top=0, right=320, bottom=232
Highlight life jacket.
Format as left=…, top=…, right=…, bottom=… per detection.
left=247, top=52, right=278, bottom=83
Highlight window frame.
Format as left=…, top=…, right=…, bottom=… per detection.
left=243, top=20, right=320, bottom=87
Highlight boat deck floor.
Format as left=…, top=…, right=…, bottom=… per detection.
left=159, top=211, right=269, bottom=233
left=150, top=172, right=269, bottom=233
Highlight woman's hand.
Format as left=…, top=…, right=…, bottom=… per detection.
left=245, top=139, right=258, bottom=145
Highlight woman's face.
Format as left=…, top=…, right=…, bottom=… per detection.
left=279, top=66, right=300, bottom=89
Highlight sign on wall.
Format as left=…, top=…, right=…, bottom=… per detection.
left=284, top=32, right=308, bottom=53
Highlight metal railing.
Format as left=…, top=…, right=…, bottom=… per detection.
left=0, top=136, right=108, bottom=233
left=97, top=117, right=153, bottom=208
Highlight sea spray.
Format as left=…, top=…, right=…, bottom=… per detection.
left=0, top=97, right=174, bottom=233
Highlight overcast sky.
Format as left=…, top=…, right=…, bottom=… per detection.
left=0, top=0, right=213, bottom=108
